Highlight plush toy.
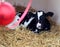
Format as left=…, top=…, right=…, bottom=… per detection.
left=6, top=11, right=54, bottom=33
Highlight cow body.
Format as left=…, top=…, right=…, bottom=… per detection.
left=16, top=11, right=51, bottom=33
left=6, top=11, right=51, bottom=33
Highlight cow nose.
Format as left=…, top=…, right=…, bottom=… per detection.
left=36, top=23, right=41, bottom=29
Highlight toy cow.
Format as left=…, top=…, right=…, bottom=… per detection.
left=6, top=11, right=54, bottom=33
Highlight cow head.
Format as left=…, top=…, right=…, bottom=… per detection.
left=36, top=11, right=45, bottom=29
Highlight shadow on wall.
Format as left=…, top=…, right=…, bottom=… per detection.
left=46, top=10, right=59, bottom=25
left=52, top=13, right=57, bottom=22
left=14, top=5, right=36, bottom=12
left=52, top=12, right=60, bottom=25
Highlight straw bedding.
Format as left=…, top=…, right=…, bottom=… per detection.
left=0, top=24, right=60, bottom=47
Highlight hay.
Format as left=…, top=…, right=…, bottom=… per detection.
left=0, top=24, right=60, bottom=47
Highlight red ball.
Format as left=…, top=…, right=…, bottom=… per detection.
left=0, top=2, right=16, bottom=26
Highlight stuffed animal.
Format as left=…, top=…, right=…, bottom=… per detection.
left=6, top=11, right=54, bottom=33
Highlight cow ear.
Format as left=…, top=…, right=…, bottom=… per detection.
left=45, top=12, right=54, bottom=17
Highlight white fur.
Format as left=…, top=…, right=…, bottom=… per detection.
left=36, top=12, right=43, bottom=29
left=37, top=12, right=43, bottom=20
left=36, top=22, right=41, bottom=29
left=21, top=17, right=34, bottom=28
left=6, top=15, right=20, bottom=29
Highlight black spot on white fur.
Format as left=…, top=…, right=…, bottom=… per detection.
left=7, top=11, right=53, bottom=33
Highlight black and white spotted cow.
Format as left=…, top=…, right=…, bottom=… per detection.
left=16, top=11, right=45, bottom=33
left=6, top=11, right=54, bottom=33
